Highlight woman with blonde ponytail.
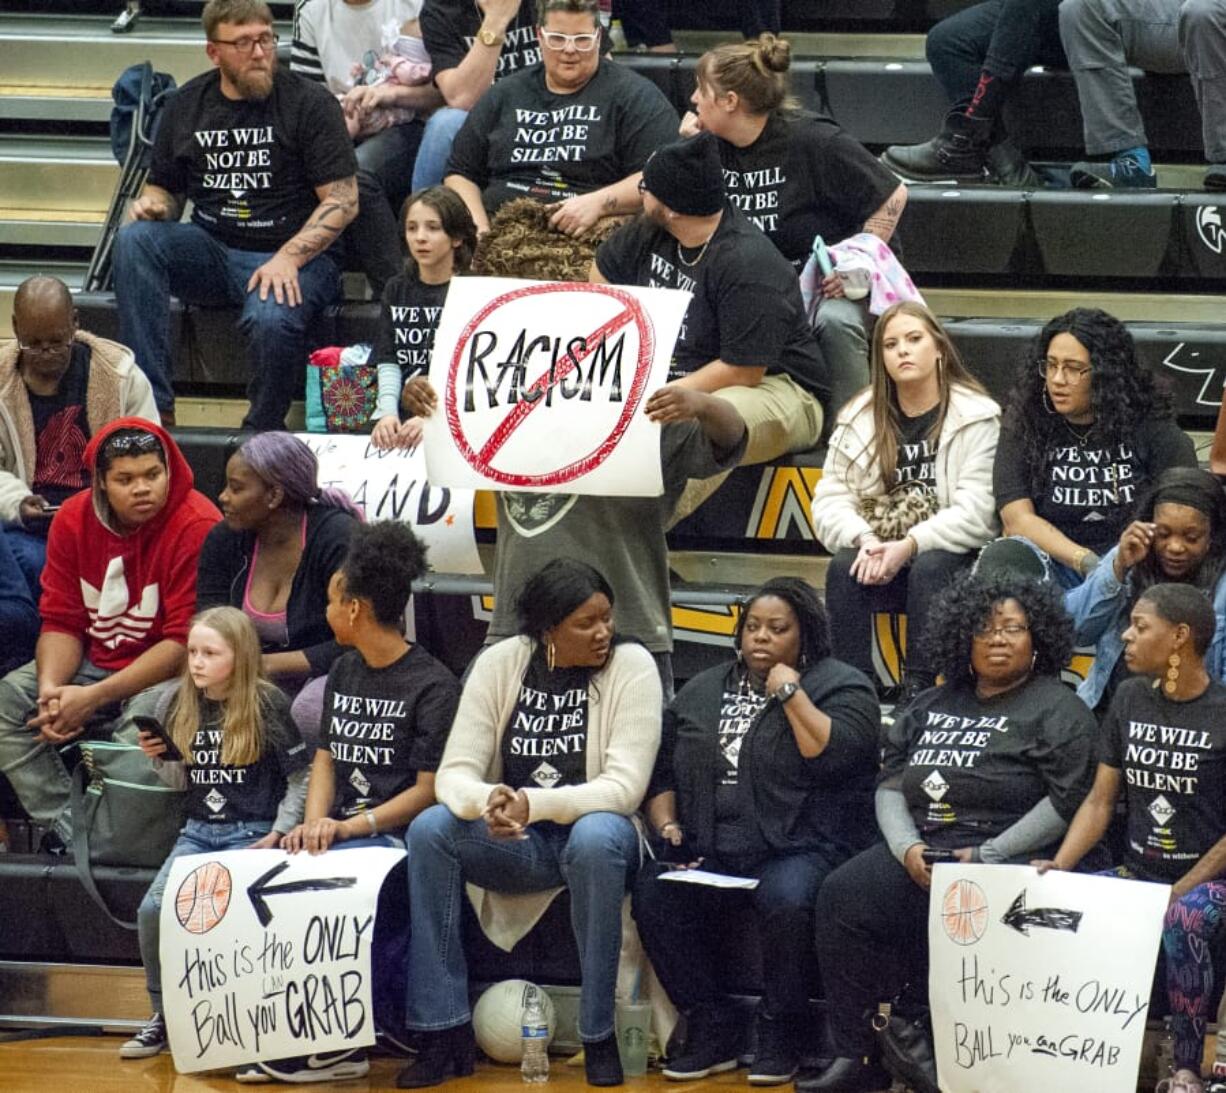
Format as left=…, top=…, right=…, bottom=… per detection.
left=684, top=34, right=910, bottom=416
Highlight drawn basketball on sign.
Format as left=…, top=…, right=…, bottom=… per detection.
left=942, top=878, right=989, bottom=946
left=175, top=860, right=233, bottom=935
left=443, top=282, right=655, bottom=489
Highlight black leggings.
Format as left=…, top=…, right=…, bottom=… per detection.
left=813, top=842, right=931, bottom=1055
left=824, top=547, right=972, bottom=680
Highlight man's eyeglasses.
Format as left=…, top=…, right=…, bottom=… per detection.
left=102, top=431, right=163, bottom=458
left=540, top=31, right=600, bottom=52
left=1037, top=358, right=1092, bottom=382
left=18, top=338, right=74, bottom=356
left=972, top=623, right=1031, bottom=640
left=210, top=31, right=279, bottom=54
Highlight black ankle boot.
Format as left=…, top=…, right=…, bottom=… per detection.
left=794, top=1055, right=891, bottom=1092
left=881, top=112, right=992, bottom=183
left=584, top=1033, right=624, bottom=1086
left=986, top=136, right=1039, bottom=188
left=396, top=1023, right=476, bottom=1089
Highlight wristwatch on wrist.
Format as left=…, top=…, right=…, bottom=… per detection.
left=775, top=681, right=800, bottom=704
left=477, top=25, right=504, bottom=47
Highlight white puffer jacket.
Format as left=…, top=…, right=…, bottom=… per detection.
left=810, top=383, right=1001, bottom=554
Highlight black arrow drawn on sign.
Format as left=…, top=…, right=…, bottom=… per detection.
left=247, top=861, right=358, bottom=927
left=1002, top=890, right=1083, bottom=936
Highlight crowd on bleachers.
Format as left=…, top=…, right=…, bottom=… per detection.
left=6, top=0, right=1226, bottom=1090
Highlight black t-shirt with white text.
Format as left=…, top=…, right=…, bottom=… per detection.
left=372, top=272, right=450, bottom=381
left=882, top=677, right=1095, bottom=850
left=28, top=341, right=91, bottom=506
left=324, top=644, right=459, bottom=825
left=993, top=417, right=1196, bottom=556
left=895, top=405, right=939, bottom=490
left=183, top=689, right=309, bottom=825
left=717, top=112, right=898, bottom=270
left=446, top=62, right=677, bottom=212
left=713, top=686, right=769, bottom=863
left=595, top=203, right=829, bottom=401
left=1099, top=677, right=1226, bottom=883
left=500, top=654, right=590, bottom=791
left=149, top=69, right=356, bottom=251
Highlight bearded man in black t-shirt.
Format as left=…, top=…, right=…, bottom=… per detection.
left=112, top=0, right=359, bottom=431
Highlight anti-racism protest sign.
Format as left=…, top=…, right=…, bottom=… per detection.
left=422, top=277, right=690, bottom=496
left=160, top=847, right=404, bottom=1074
left=296, top=432, right=481, bottom=574
left=928, top=863, right=1168, bottom=1092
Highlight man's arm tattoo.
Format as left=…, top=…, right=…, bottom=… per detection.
left=281, top=176, right=359, bottom=260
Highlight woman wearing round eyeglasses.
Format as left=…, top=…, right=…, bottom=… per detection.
left=803, top=571, right=1095, bottom=1092
left=990, top=308, right=1195, bottom=589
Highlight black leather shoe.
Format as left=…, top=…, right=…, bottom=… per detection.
left=395, top=1023, right=476, bottom=1088
left=794, top=1056, right=891, bottom=1092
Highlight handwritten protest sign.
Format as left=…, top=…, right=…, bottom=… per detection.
left=295, top=432, right=481, bottom=574
left=160, top=847, right=405, bottom=1073
left=929, top=864, right=1168, bottom=1093
left=423, top=277, right=689, bottom=496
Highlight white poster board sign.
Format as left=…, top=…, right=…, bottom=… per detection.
left=928, top=864, right=1168, bottom=1093
left=423, top=277, right=688, bottom=496
left=295, top=432, right=481, bottom=574
left=160, top=847, right=405, bottom=1074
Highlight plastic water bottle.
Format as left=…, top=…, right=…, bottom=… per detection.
left=521, top=987, right=550, bottom=1083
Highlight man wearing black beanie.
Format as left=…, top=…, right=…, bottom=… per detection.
left=593, top=133, right=831, bottom=523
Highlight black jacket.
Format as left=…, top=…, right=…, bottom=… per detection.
left=650, top=657, right=880, bottom=863
left=195, top=503, right=357, bottom=675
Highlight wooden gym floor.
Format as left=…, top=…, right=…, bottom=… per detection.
left=0, top=1036, right=762, bottom=1092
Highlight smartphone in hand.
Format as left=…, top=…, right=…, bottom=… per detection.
left=132, top=715, right=183, bottom=762
left=921, top=847, right=957, bottom=864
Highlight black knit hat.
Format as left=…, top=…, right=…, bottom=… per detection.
left=641, top=132, right=725, bottom=216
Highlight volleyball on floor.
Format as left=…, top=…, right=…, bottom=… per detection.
left=472, top=979, right=556, bottom=1063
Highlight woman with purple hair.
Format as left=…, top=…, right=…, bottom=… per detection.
left=195, top=432, right=362, bottom=746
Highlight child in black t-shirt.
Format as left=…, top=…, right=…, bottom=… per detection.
left=370, top=187, right=477, bottom=451
left=121, top=607, right=309, bottom=1062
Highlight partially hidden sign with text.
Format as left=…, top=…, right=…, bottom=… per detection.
left=160, top=847, right=405, bottom=1073
left=423, top=277, right=689, bottom=496
left=929, top=864, right=1168, bottom=1093
left=295, top=432, right=481, bottom=574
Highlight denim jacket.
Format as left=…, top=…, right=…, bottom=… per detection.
left=1065, top=544, right=1226, bottom=708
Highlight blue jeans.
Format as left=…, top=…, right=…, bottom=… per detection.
left=112, top=220, right=342, bottom=427
left=0, top=530, right=38, bottom=678
left=411, top=108, right=469, bottom=191
left=406, top=806, right=639, bottom=1040
left=138, top=817, right=273, bottom=1012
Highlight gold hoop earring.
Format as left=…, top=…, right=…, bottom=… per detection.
left=547, top=640, right=557, bottom=672
left=1164, top=652, right=1181, bottom=695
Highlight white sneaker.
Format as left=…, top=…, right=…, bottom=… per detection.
left=237, top=1050, right=370, bottom=1084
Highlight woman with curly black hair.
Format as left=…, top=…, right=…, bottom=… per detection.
left=632, top=577, right=879, bottom=1085
left=992, top=307, right=1196, bottom=588
left=1067, top=466, right=1226, bottom=713
left=801, top=571, right=1095, bottom=1093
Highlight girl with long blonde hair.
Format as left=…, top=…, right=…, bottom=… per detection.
left=810, top=301, right=1002, bottom=706
left=120, top=606, right=310, bottom=1062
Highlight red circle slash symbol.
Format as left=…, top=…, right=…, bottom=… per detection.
left=444, top=283, right=655, bottom=488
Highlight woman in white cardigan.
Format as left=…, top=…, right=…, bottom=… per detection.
left=398, top=559, right=663, bottom=1090
left=810, top=301, right=1001, bottom=705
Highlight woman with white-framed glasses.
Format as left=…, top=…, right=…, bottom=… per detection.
left=989, top=307, right=1196, bottom=589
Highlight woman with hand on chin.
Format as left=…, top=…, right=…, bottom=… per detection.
left=811, top=300, right=1000, bottom=705
left=1037, top=583, right=1226, bottom=1093
left=801, top=572, right=1095, bottom=1093
left=1067, top=466, right=1226, bottom=714
left=632, top=577, right=879, bottom=1086
left=399, top=558, right=662, bottom=1089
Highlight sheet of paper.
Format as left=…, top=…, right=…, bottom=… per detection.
left=657, top=868, right=759, bottom=890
